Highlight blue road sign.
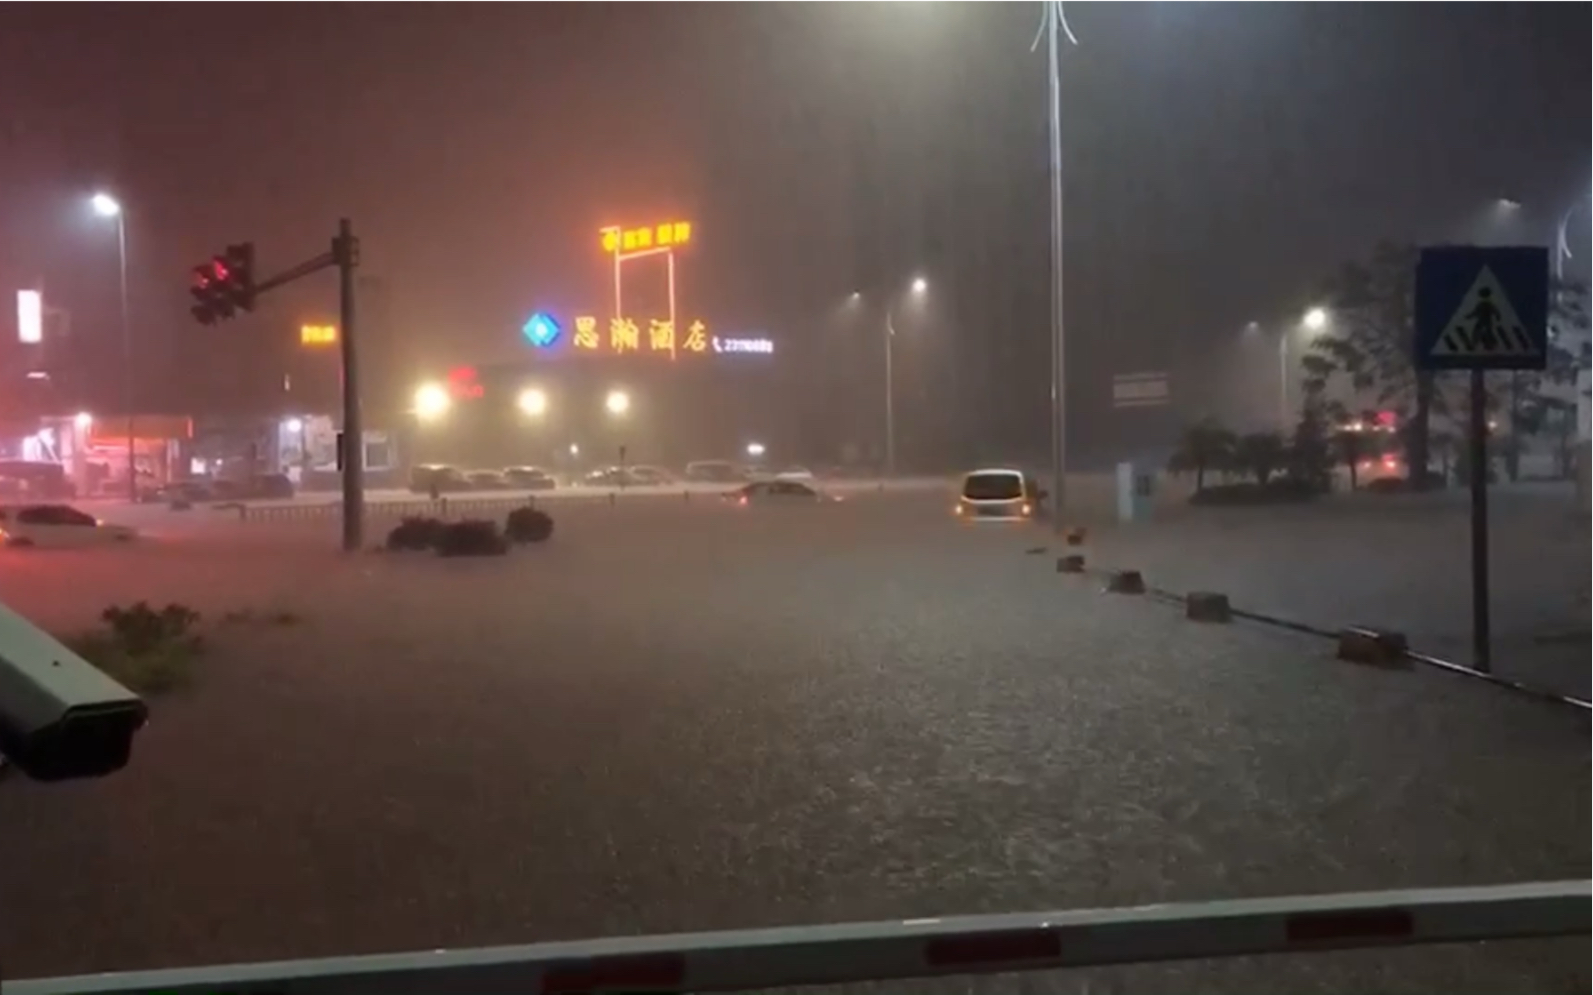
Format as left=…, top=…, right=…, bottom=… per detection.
left=1415, top=246, right=1549, bottom=371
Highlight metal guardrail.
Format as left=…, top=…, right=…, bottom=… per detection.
left=4, top=880, right=1585, bottom=994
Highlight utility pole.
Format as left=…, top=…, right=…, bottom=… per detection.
left=335, top=219, right=364, bottom=553
left=1043, top=0, right=1070, bottom=534
left=884, top=306, right=897, bottom=477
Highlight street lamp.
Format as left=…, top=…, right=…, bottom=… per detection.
left=1278, top=307, right=1329, bottom=427
left=746, top=441, right=766, bottom=459
left=910, top=276, right=928, bottom=295
left=91, top=191, right=134, bottom=501
left=518, top=387, right=548, bottom=417
left=605, top=389, right=630, bottom=416
left=74, top=411, right=93, bottom=432
left=413, top=382, right=451, bottom=422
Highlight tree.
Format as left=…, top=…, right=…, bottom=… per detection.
left=1321, top=401, right=1383, bottom=490
left=1303, top=248, right=1588, bottom=488
left=1233, top=431, right=1288, bottom=485
left=1167, top=418, right=1236, bottom=493
left=1289, top=399, right=1335, bottom=492
left=1300, top=242, right=1444, bottom=487
left=1504, top=279, right=1587, bottom=480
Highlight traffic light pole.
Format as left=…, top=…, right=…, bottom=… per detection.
left=334, top=219, right=364, bottom=553
left=190, top=220, right=363, bottom=551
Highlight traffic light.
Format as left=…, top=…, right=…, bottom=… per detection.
left=188, top=242, right=255, bottom=325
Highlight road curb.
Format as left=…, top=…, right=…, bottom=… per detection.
left=1037, top=547, right=1591, bottom=713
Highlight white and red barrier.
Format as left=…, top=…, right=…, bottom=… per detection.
left=6, top=879, right=1585, bottom=994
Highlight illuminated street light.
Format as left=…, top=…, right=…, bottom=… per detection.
left=284, top=417, right=304, bottom=434
left=746, top=441, right=766, bottom=458
left=74, top=412, right=93, bottom=432
left=413, top=382, right=451, bottom=422
left=568, top=442, right=580, bottom=456
left=90, top=191, right=134, bottom=501
left=518, top=387, right=548, bottom=417
left=605, top=389, right=631, bottom=416
left=1303, top=307, right=1328, bottom=331
left=910, top=276, right=928, bottom=294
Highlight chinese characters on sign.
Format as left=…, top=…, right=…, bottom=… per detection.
left=555, top=317, right=738, bottom=358
left=600, top=221, right=693, bottom=256
left=300, top=324, right=338, bottom=346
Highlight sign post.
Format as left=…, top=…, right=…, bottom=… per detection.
left=1415, top=246, right=1549, bottom=674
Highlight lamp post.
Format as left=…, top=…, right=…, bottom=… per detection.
left=877, top=277, right=926, bottom=478
left=1286, top=307, right=1330, bottom=427
left=91, top=192, right=134, bottom=502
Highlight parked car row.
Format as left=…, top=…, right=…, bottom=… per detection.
left=152, top=473, right=295, bottom=504
left=405, top=461, right=875, bottom=494
left=409, top=465, right=557, bottom=495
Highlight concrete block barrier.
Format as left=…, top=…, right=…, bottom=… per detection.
left=1185, top=591, right=1232, bottom=623
left=1106, top=570, right=1146, bottom=595
left=1335, top=627, right=1411, bottom=668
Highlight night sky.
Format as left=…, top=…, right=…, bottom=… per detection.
left=1, top=3, right=1588, bottom=464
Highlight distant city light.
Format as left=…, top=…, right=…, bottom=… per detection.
left=746, top=441, right=766, bottom=458
left=569, top=442, right=580, bottom=456
left=446, top=366, right=485, bottom=400
left=413, top=383, right=451, bottom=421
left=518, top=387, right=549, bottom=416
left=17, top=290, right=42, bottom=343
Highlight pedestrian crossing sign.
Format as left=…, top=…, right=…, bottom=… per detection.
left=1415, top=246, right=1549, bottom=371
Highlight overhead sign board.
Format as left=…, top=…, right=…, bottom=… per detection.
left=600, top=221, right=692, bottom=256
left=300, top=323, right=338, bottom=346
left=1415, top=246, right=1548, bottom=371
left=1111, top=371, right=1170, bottom=408
left=16, top=290, right=41, bottom=344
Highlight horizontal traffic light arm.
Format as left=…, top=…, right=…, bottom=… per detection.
left=253, top=250, right=336, bottom=296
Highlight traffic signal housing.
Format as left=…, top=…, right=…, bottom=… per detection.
left=189, top=242, right=256, bottom=325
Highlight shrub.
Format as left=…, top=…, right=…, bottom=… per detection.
left=434, top=519, right=508, bottom=557
left=102, top=602, right=200, bottom=655
left=504, top=506, right=554, bottom=544
left=66, top=601, right=204, bottom=694
left=387, top=516, right=446, bottom=551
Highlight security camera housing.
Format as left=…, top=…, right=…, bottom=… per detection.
left=0, top=600, right=147, bottom=781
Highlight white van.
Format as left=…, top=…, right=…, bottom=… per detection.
left=954, top=468, right=1043, bottom=522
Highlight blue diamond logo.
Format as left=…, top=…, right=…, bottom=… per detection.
left=522, top=312, right=561, bottom=348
